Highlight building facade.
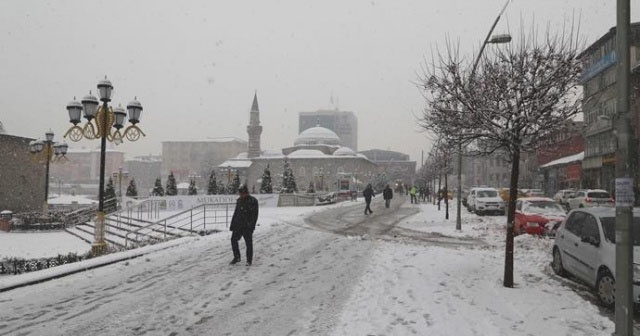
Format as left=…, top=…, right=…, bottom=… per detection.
left=0, top=134, right=43, bottom=212
left=299, top=110, right=358, bottom=151
left=358, top=149, right=416, bottom=187
left=48, top=147, right=125, bottom=196
left=540, top=152, right=584, bottom=196
left=161, top=138, right=247, bottom=187
left=124, top=155, right=162, bottom=197
left=579, top=23, right=640, bottom=192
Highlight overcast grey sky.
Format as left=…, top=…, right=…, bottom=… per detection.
left=1, top=0, right=638, bottom=165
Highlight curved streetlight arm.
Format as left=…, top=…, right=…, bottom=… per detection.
left=470, top=0, right=511, bottom=82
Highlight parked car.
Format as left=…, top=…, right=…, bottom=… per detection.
left=566, top=189, right=614, bottom=210
left=467, top=187, right=505, bottom=216
left=498, top=187, right=527, bottom=203
left=514, top=197, right=567, bottom=236
left=553, top=189, right=576, bottom=208
left=525, top=189, right=545, bottom=197
left=552, top=207, right=640, bottom=308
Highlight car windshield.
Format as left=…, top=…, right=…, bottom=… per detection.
left=524, top=201, right=565, bottom=215
left=477, top=190, right=497, bottom=197
left=588, top=191, right=610, bottom=199
left=601, top=217, right=640, bottom=245
left=564, top=191, right=575, bottom=197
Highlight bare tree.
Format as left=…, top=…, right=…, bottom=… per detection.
left=419, top=26, right=583, bottom=287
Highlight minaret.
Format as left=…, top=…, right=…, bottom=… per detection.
left=247, top=91, right=262, bottom=158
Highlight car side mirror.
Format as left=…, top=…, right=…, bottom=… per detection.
left=581, top=235, right=600, bottom=247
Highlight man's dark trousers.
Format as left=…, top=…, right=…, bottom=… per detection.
left=231, top=228, right=253, bottom=263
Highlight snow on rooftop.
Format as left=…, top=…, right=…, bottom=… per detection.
left=288, top=149, right=328, bottom=158
left=218, top=160, right=253, bottom=168
left=540, top=151, right=584, bottom=168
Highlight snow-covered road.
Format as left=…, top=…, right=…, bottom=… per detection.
left=0, top=197, right=622, bottom=335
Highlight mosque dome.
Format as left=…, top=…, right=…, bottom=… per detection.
left=294, top=126, right=341, bottom=146
left=333, top=146, right=356, bottom=156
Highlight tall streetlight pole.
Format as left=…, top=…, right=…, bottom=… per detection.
left=614, top=0, right=633, bottom=334
left=29, top=130, right=68, bottom=217
left=456, top=0, right=512, bottom=231
left=65, top=76, right=145, bottom=256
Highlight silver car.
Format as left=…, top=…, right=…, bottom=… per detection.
left=566, top=189, right=613, bottom=210
left=551, top=207, right=640, bottom=308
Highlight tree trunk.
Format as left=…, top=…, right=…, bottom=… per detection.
left=444, top=166, right=449, bottom=219
left=437, top=174, right=442, bottom=210
left=503, top=150, right=521, bottom=288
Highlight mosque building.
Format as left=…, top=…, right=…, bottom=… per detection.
left=219, top=93, right=378, bottom=193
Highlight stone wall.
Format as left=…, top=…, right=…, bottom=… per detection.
left=0, top=134, right=43, bottom=212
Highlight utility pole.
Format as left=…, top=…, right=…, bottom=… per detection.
left=614, top=0, right=633, bottom=334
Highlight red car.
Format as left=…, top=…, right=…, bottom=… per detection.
left=514, top=197, right=567, bottom=236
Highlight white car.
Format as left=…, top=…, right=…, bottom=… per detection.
left=467, top=187, right=505, bottom=216
left=551, top=207, right=640, bottom=308
left=566, top=189, right=613, bottom=210
left=553, top=189, right=576, bottom=208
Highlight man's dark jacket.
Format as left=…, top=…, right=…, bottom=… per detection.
left=230, top=195, right=259, bottom=231
left=363, top=187, right=375, bottom=201
left=383, top=187, right=393, bottom=200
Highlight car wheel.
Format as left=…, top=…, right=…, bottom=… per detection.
left=579, top=204, right=584, bottom=208
left=596, top=270, right=616, bottom=309
left=476, top=210, right=484, bottom=216
left=551, top=248, right=565, bottom=276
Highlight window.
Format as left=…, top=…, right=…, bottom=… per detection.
left=604, top=69, right=616, bottom=87
left=601, top=216, right=640, bottom=244
left=565, top=212, right=586, bottom=236
left=581, top=214, right=600, bottom=240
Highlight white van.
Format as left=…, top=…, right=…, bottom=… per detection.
left=467, top=187, right=505, bottom=216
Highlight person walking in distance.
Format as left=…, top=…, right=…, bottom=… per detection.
left=230, top=185, right=259, bottom=266
left=383, top=184, right=393, bottom=208
left=363, top=183, right=375, bottom=215
left=409, top=185, right=418, bottom=204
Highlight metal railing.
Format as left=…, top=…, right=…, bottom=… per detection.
left=123, top=203, right=234, bottom=248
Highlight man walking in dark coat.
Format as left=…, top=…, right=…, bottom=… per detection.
left=363, top=183, right=375, bottom=215
left=383, top=184, right=393, bottom=208
left=230, top=185, right=259, bottom=266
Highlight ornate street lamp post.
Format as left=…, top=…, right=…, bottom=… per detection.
left=29, top=130, right=68, bottom=217
left=64, top=76, right=145, bottom=255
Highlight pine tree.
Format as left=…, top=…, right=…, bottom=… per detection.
left=282, top=159, right=297, bottom=193
left=104, top=177, right=117, bottom=213
left=166, top=171, right=178, bottom=196
left=188, top=178, right=198, bottom=195
left=260, top=165, right=273, bottom=194
left=126, top=178, right=138, bottom=197
left=230, top=170, right=241, bottom=194
left=307, top=182, right=315, bottom=193
left=207, top=170, right=218, bottom=195
left=217, top=180, right=226, bottom=195
left=152, top=177, right=164, bottom=196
